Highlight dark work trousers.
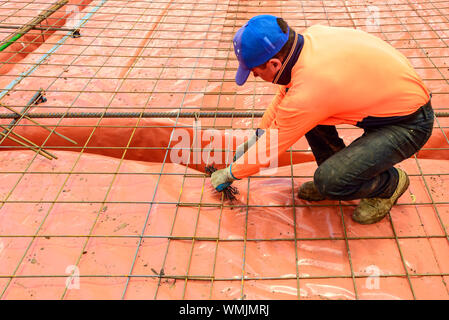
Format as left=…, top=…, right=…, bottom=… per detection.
left=305, top=100, right=434, bottom=200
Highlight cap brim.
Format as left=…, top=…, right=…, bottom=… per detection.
left=235, top=64, right=251, bottom=86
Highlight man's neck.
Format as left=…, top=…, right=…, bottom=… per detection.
left=272, top=31, right=304, bottom=86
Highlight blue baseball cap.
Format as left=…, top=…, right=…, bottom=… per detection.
left=233, top=15, right=289, bottom=86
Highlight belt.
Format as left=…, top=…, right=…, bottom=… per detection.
left=356, top=99, right=433, bottom=128
left=402, top=99, right=433, bottom=123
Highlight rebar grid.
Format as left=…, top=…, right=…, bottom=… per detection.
left=0, top=0, right=448, bottom=300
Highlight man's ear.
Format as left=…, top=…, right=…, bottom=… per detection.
left=268, top=58, right=283, bottom=72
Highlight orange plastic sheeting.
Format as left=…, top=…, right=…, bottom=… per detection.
left=0, top=0, right=93, bottom=75
left=0, top=151, right=448, bottom=299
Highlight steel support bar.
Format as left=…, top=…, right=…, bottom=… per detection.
left=0, top=24, right=77, bottom=33
left=0, top=25, right=81, bottom=38
left=0, top=111, right=264, bottom=119
left=0, top=111, right=446, bottom=119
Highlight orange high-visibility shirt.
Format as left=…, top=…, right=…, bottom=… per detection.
left=231, top=25, right=430, bottom=179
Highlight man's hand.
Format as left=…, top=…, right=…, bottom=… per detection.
left=211, top=166, right=236, bottom=192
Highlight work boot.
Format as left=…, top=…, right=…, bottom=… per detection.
left=352, top=168, right=410, bottom=225
left=298, top=181, right=327, bottom=201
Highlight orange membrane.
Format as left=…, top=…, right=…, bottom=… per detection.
left=0, top=0, right=448, bottom=300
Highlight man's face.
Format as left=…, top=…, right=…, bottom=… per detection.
left=251, top=58, right=282, bottom=83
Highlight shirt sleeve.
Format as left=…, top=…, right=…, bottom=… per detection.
left=258, top=85, right=285, bottom=129
left=231, top=86, right=326, bottom=179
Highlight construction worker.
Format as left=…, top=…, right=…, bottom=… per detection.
left=211, top=15, right=434, bottom=224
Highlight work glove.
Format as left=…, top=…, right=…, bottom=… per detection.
left=233, top=128, right=264, bottom=162
left=211, top=166, right=236, bottom=192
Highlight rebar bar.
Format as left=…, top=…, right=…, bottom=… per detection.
left=0, top=111, right=447, bottom=119
left=0, top=111, right=264, bottom=119
left=0, top=24, right=80, bottom=34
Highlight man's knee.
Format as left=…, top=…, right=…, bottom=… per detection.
left=314, top=163, right=352, bottom=198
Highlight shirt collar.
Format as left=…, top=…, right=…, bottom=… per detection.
left=272, top=31, right=304, bottom=86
